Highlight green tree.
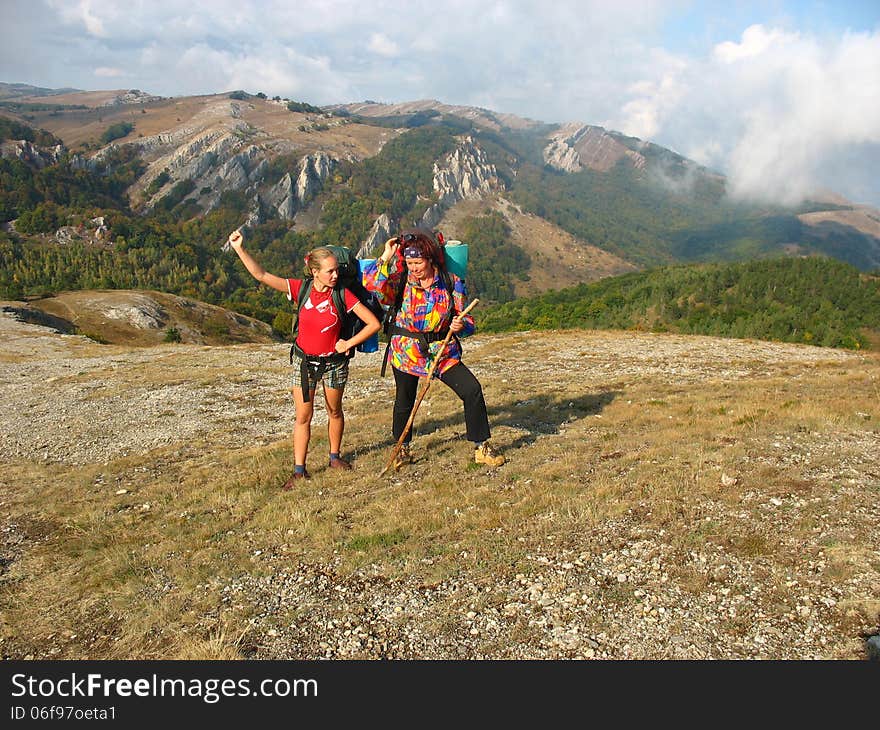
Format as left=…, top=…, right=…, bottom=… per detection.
left=100, top=122, right=134, bottom=145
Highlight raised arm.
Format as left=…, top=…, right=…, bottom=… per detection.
left=227, top=230, right=289, bottom=294
left=361, top=237, right=404, bottom=305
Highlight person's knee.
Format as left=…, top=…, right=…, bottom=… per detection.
left=326, top=404, right=344, bottom=419
left=394, top=391, right=417, bottom=411
left=458, top=379, right=483, bottom=402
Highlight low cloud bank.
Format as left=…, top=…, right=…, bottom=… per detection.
left=619, top=25, right=880, bottom=206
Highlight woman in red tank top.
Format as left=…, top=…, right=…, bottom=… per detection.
left=228, top=229, right=380, bottom=487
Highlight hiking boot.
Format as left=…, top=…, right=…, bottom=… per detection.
left=282, top=470, right=310, bottom=490
left=392, top=443, right=413, bottom=470
left=474, top=442, right=505, bottom=467
left=329, top=456, right=352, bottom=470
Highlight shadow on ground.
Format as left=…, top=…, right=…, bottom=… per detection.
left=357, top=388, right=619, bottom=459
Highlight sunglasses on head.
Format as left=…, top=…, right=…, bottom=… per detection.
left=398, top=233, right=420, bottom=244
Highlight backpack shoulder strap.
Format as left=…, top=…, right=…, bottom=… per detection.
left=441, top=269, right=463, bottom=358
left=444, top=270, right=455, bottom=303
left=441, top=269, right=458, bottom=322
left=379, top=270, right=407, bottom=378
left=333, top=283, right=358, bottom=361
left=383, top=268, right=408, bottom=330
left=290, top=278, right=314, bottom=364
left=331, top=284, right=347, bottom=319
left=293, top=278, right=313, bottom=324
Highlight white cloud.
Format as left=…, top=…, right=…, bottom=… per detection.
left=367, top=33, right=399, bottom=58
left=685, top=139, right=724, bottom=168
left=79, top=1, right=106, bottom=37
left=713, top=24, right=787, bottom=63
left=141, top=41, right=352, bottom=103
left=618, top=54, right=688, bottom=139
left=720, top=27, right=880, bottom=204
left=48, top=0, right=108, bottom=37
left=94, top=66, right=123, bottom=78
left=4, top=2, right=880, bottom=206
left=617, top=24, right=880, bottom=206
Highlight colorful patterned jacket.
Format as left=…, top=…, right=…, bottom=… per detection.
left=361, top=257, right=475, bottom=377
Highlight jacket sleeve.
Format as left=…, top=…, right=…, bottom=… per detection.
left=361, top=257, right=403, bottom=308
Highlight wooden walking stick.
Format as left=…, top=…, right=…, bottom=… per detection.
left=379, top=298, right=479, bottom=477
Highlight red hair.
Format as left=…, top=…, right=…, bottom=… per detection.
left=399, top=227, right=447, bottom=271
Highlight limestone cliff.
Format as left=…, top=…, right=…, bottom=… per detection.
left=128, top=123, right=336, bottom=222
left=261, top=151, right=337, bottom=221
left=543, top=123, right=646, bottom=173
left=358, top=214, right=394, bottom=259
left=0, top=139, right=65, bottom=169
left=419, top=136, right=502, bottom=229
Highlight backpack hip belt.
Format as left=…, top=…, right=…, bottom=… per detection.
left=381, top=325, right=457, bottom=377
left=290, top=342, right=349, bottom=400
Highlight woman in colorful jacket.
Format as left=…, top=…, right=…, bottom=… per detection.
left=362, top=227, right=505, bottom=470
left=228, top=229, right=380, bottom=486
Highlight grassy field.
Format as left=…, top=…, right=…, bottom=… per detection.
left=1, top=318, right=878, bottom=659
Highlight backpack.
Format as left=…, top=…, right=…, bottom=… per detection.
left=290, top=245, right=385, bottom=362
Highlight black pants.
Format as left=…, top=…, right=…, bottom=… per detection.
left=392, top=363, right=491, bottom=444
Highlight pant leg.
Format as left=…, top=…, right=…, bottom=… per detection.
left=392, top=366, right=420, bottom=443
left=439, top=362, right=491, bottom=443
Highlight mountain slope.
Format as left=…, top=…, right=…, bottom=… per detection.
left=3, top=289, right=276, bottom=346
left=0, top=81, right=82, bottom=100
left=480, top=256, right=880, bottom=350
left=2, top=84, right=879, bottom=326
left=437, top=196, right=637, bottom=295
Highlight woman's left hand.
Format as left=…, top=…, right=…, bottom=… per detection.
left=450, top=315, right=465, bottom=333
left=335, top=339, right=351, bottom=354
left=228, top=230, right=244, bottom=250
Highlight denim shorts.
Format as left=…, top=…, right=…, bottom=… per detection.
left=291, top=351, right=350, bottom=392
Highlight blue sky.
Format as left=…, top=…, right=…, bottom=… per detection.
left=663, top=1, right=878, bottom=48
left=3, top=1, right=879, bottom=206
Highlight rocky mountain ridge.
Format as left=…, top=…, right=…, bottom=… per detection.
left=0, top=81, right=82, bottom=100
left=543, top=123, right=647, bottom=173
left=328, top=99, right=543, bottom=132
left=3, top=85, right=880, bottom=277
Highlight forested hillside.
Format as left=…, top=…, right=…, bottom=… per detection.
left=0, top=115, right=532, bottom=336
left=2, top=96, right=879, bottom=347
left=480, top=256, right=880, bottom=349
left=492, top=126, right=875, bottom=270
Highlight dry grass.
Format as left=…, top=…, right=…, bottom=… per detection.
left=1, top=326, right=878, bottom=659
left=10, top=92, right=398, bottom=162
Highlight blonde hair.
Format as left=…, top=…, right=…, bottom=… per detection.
left=304, top=247, right=337, bottom=277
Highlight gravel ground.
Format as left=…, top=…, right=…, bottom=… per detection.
left=1, top=309, right=878, bottom=660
